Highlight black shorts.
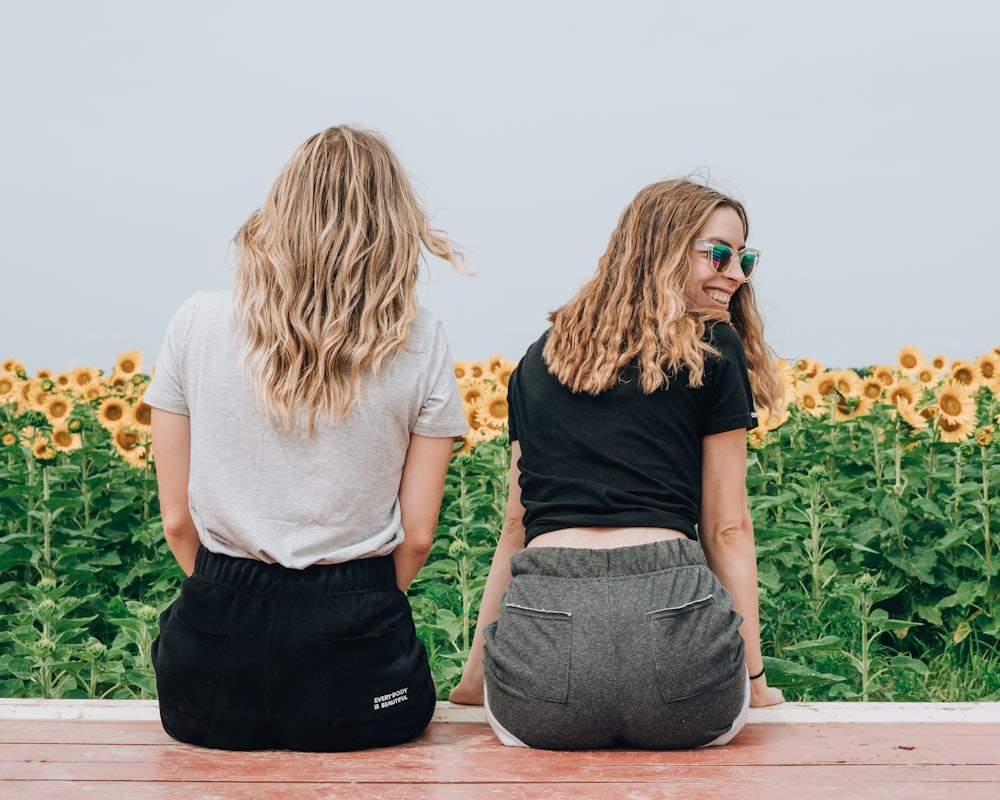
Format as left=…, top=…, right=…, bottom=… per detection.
left=151, top=547, right=435, bottom=751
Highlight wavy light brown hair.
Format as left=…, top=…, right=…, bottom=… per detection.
left=544, top=178, right=781, bottom=409
left=233, top=126, right=466, bottom=433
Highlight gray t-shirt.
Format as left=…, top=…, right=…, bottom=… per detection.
left=144, top=291, right=469, bottom=569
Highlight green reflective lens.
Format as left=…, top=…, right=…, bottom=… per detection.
left=740, top=252, right=758, bottom=278
left=709, top=244, right=733, bottom=271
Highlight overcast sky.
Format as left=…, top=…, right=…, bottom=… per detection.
left=2, top=1, right=998, bottom=376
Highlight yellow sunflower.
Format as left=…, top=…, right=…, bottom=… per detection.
left=1, top=431, right=16, bottom=447
left=0, top=371, right=19, bottom=401
left=773, top=359, right=797, bottom=407
left=815, top=372, right=838, bottom=399
left=936, top=380, right=974, bottom=419
left=796, top=381, right=828, bottom=418
left=758, top=404, right=790, bottom=432
left=948, top=359, right=976, bottom=387
left=872, top=364, right=896, bottom=387
left=474, top=395, right=509, bottom=431
left=931, top=354, right=948, bottom=372
left=43, top=394, right=75, bottom=423
left=105, top=374, right=129, bottom=394
left=934, top=381, right=976, bottom=443
left=96, top=397, right=130, bottom=430
left=886, top=379, right=920, bottom=408
left=54, top=372, right=72, bottom=388
left=129, top=401, right=152, bottom=428
left=51, top=425, right=82, bottom=453
left=69, top=365, right=100, bottom=394
left=897, top=345, right=925, bottom=374
left=832, top=369, right=862, bottom=399
left=32, top=435, right=56, bottom=461
left=914, top=363, right=938, bottom=386
left=793, top=358, right=822, bottom=379
left=833, top=393, right=873, bottom=422
left=937, top=414, right=976, bottom=443
left=459, top=378, right=492, bottom=408
left=1, top=358, right=25, bottom=376
left=113, top=427, right=148, bottom=453
left=467, top=361, right=487, bottom=380
left=977, top=426, right=994, bottom=447
left=114, top=350, right=142, bottom=378
left=453, top=361, right=470, bottom=381
left=975, top=352, right=1000, bottom=388
left=747, top=426, right=769, bottom=449
left=453, top=427, right=486, bottom=457
left=859, top=378, right=885, bottom=403
left=35, top=368, right=53, bottom=381
left=895, top=400, right=928, bottom=430
left=120, top=444, right=151, bottom=470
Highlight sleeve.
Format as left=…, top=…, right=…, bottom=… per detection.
left=506, top=366, right=520, bottom=442
left=411, top=320, right=471, bottom=438
left=701, top=323, right=758, bottom=435
left=142, top=296, right=198, bottom=416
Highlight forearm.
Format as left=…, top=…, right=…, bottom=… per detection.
left=392, top=536, right=433, bottom=593
left=701, top=520, right=763, bottom=674
left=163, top=518, right=200, bottom=577
left=457, top=520, right=522, bottom=688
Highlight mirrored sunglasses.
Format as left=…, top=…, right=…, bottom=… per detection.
left=693, top=238, right=760, bottom=280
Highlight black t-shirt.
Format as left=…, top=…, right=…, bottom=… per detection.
left=508, top=322, right=757, bottom=544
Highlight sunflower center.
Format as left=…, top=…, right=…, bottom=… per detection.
left=940, top=395, right=963, bottom=416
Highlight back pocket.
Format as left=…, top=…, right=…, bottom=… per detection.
left=153, top=609, right=230, bottom=721
left=486, top=603, right=572, bottom=703
left=647, top=594, right=741, bottom=703
left=322, top=617, right=430, bottom=727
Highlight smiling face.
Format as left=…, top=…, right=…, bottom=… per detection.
left=684, top=205, right=747, bottom=311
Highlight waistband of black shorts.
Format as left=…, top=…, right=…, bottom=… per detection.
left=192, top=546, right=397, bottom=596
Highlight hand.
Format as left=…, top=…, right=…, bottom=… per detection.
left=447, top=678, right=484, bottom=706
left=749, top=675, right=785, bottom=707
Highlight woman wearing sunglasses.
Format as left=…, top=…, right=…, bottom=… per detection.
left=449, top=178, right=785, bottom=748
left=144, top=126, right=470, bottom=751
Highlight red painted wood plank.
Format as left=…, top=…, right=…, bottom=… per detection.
left=3, top=779, right=1000, bottom=800
left=1, top=723, right=998, bottom=766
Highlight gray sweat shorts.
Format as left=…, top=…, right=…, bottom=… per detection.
left=483, top=538, right=747, bottom=749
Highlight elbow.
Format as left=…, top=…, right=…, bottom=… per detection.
left=161, top=511, right=194, bottom=543
left=700, top=521, right=753, bottom=549
left=402, top=531, right=434, bottom=562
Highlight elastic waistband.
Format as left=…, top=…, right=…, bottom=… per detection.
left=509, top=537, right=707, bottom=578
left=193, top=547, right=397, bottom=596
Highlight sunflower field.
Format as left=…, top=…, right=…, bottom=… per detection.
left=1, top=346, right=998, bottom=702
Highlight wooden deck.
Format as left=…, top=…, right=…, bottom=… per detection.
left=1, top=701, right=998, bottom=799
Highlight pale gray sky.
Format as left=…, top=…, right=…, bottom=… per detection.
left=2, top=1, right=998, bottom=375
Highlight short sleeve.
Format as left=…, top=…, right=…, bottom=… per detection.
left=411, top=321, right=470, bottom=438
left=701, top=323, right=758, bottom=435
left=143, top=296, right=198, bottom=416
left=506, top=366, right=520, bottom=442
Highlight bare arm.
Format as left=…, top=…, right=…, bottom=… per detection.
left=699, top=428, right=784, bottom=708
left=150, top=408, right=200, bottom=577
left=393, top=434, right=457, bottom=592
left=448, top=441, right=526, bottom=705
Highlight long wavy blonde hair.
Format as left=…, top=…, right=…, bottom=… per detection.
left=233, top=126, right=466, bottom=433
left=544, top=178, right=781, bottom=409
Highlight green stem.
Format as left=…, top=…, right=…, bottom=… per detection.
left=982, top=445, right=992, bottom=567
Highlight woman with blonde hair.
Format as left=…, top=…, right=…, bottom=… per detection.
left=145, top=126, right=469, bottom=751
left=450, top=178, right=785, bottom=749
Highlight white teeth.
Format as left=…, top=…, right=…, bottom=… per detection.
left=706, top=290, right=730, bottom=304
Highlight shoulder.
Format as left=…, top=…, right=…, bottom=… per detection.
left=170, top=290, right=232, bottom=325
left=705, top=321, right=748, bottom=362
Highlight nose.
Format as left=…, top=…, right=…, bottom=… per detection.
left=720, top=259, right=746, bottom=284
